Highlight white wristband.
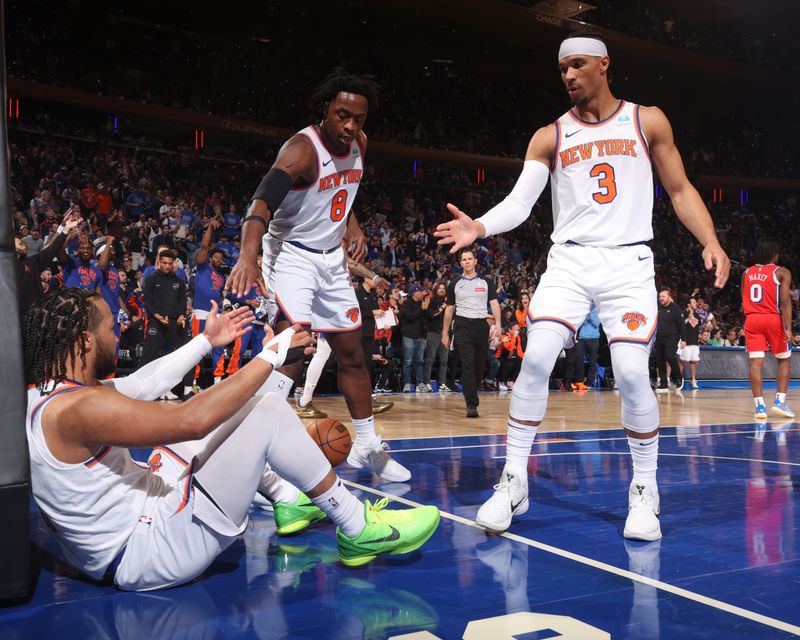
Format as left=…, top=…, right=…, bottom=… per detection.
left=57, top=225, right=66, bottom=235
left=256, top=326, right=296, bottom=369
left=258, top=348, right=281, bottom=367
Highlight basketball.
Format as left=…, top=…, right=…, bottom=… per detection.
left=306, top=418, right=352, bottom=467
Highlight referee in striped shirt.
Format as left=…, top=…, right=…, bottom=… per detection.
left=443, top=249, right=502, bottom=418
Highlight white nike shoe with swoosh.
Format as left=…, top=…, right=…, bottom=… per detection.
left=475, top=469, right=528, bottom=533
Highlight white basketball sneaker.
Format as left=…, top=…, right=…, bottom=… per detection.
left=623, top=482, right=662, bottom=541
left=346, top=438, right=411, bottom=482
left=475, top=469, right=529, bottom=532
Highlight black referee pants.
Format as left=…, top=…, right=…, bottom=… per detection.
left=454, top=317, right=488, bottom=409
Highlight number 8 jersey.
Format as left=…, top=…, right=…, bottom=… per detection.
left=267, top=125, right=364, bottom=251
left=550, top=100, right=653, bottom=247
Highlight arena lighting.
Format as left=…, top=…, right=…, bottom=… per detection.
left=195, top=129, right=205, bottom=150
left=712, top=187, right=723, bottom=203
left=6, top=96, right=17, bottom=119
left=413, top=160, right=417, bottom=178
left=477, top=167, right=485, bottom=185
left=740, top=189, right=749, bottom=206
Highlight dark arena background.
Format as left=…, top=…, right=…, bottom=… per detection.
left=2, top=0, right=800, bottom=638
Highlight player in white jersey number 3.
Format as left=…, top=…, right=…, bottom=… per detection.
left=228, top=69, right=410, bottom=494
left=435, top=32, right=730, bottom=539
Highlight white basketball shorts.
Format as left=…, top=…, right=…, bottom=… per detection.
left=680, top=345, right=700, bottom=362
left=113, top=447, right=243, bottom=591
left=528, top=243, right=657, bottom=350
left=262, top=235, right=362, bottom=333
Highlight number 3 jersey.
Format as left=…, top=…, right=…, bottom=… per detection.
left=743, top=263, right=781, bottom=316
left=550, top=100, right=653, bottom=247
left=266, top=125, right=364, bottom=251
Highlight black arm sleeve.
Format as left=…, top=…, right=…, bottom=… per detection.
left=486, top=278, right=498, bottom=302
left=33, top=233, right=67, bottom=271
left=252, top=168, right=294, bottom=213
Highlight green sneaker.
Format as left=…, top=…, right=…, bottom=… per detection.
left=336, top=498, right=440, bottom=567
left=273, top=492, right=328, bottom=536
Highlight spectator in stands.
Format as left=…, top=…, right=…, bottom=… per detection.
left=16, top=209, right=80, bottom=312
left=497, top=323, right=524, bottom=391
left=577, top=309, right=601, bottom=390
left=399, top=283, right=427, bottom=392
left=22, top=226, right=44, bottom=256
left=423, top=281, right=450, bottom=392
left=680, top=305, right=701, bottom=390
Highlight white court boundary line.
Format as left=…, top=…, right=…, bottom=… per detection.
left=393, top=428, right=770, bottom=453
left=489, top=450, right=800, bottom=467
left=342, top=479, right=800, bottom=636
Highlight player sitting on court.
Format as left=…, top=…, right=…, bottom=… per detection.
left=23, top=287, right=440, bottom=591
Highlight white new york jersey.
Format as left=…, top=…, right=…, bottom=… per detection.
left=267, top=125, right=364, bottom=251
left=550, top=100, right=653, bottom=247
left=26, top=382, right=151, bottom=580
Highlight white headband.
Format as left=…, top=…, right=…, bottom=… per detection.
left=558, top=37, right=608, bottom=60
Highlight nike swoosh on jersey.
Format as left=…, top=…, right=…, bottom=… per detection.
left=565, top=130, right=581, bottom=138
left=638, top=255, right=650, bottom=261
left=322, top=159, right=334, bottom=167
left=359, top=525, right=400, bottom=544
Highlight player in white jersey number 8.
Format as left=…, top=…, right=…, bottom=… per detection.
left=435, top=31, right=730, bottom=540
left=227, top=68, right=410, bottom=512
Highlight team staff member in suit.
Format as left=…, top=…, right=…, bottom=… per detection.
left=442, top=249, right=502, bottom=418
left=140, top=250, right=186, bottom=370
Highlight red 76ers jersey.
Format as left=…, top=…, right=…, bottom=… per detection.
left=266, top=125, right=364, bottom=251
left=743, top=264, right=781, bottom=316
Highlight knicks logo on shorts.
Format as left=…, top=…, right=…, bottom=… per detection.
left=148, top=452, right=163, bottom=473
left=345, top=307, right=360, bottom=323
left=622, top=312, right=648, bottom=332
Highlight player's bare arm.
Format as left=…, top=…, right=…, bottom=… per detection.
left=42, top=324, right=314, bottom=463
left=343, top=210, right=368, bottom=263
left=197, top=219, right=220, bottom=265
left=640, top=105, right=730, bottom=288
left=778, top=267, right=793, bottom=341
left=227, top=136, right=318, bottom=297
left=434, top=124, right=556, bottom=252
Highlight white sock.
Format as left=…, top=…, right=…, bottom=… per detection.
left=352, top=415, right=379, bottom=448
left=258, top=465, right=300, bottom=504
left=629, top=434, right=658, bottom=486
left=754, top=396, right=765, bottom=408
left=300, top=382, right=317, bottom=407
left=505, top=419, right=537, bottom=476
left=256, top=371, right=295, bottom=400
left=183, top=386, right=192, bottom=396
left=311, top=477, right=365, bottom=538
left=776, top=392, right=786, bottom=403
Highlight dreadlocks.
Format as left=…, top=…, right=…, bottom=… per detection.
left=310, top=67, right=380, bottom=119
left=24, top=287, right=102, bottom=392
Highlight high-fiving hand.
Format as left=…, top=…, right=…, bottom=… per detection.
left=434, top=203, right=484, bottom=253
left=202, top=300, right=254, bottom=347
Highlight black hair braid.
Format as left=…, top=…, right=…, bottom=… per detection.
left=310, top=67, right=381, bottom=118
left=24, top=287, right=101, bottom=393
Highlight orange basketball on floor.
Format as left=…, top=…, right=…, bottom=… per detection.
left=306, top=418, right=352, bottom=467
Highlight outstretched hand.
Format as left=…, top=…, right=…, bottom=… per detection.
left=702, top=242, right=731, bottom=288
left=202, top=300, right=254, bottom=347
left=434, top=203, right=483, bottom=254
left=226, top=256, right=268, bottom=298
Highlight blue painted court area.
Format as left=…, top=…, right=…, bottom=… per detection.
left=3, top=422, right=800, bottom=639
